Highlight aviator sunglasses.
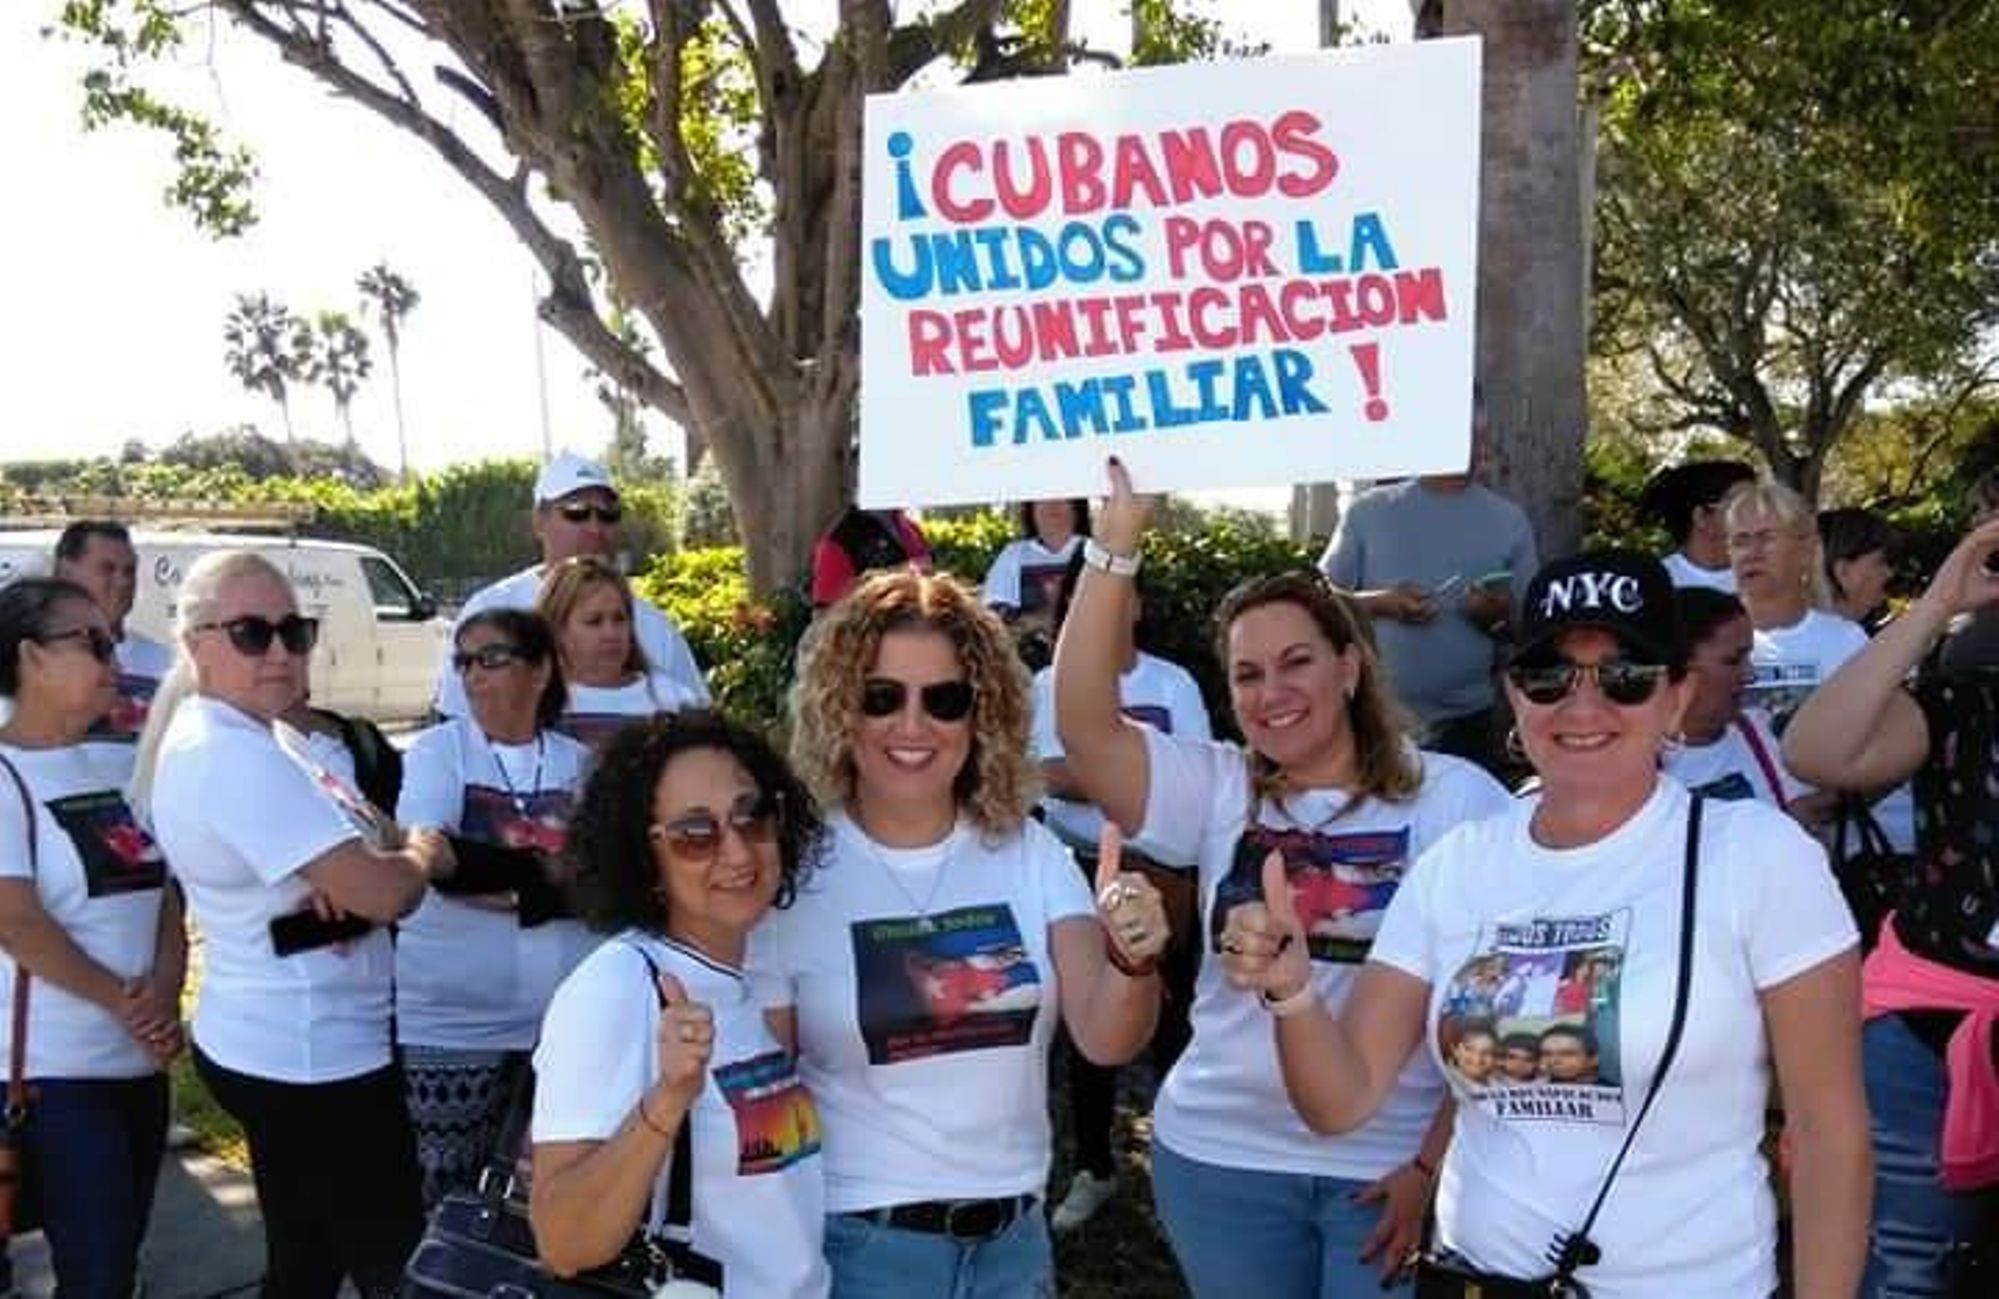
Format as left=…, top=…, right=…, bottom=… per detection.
left=193, top=614, right=321, bottom=657
left=557, top=502, right=623, bottom=526
left=36, top=626, right=118, bottom=664
left=649, top=794, right=779, bottom=860
left=859, top=677, right=975, bottom=723
left=1506, top=655, right=1668, bottom=707
left=452, top=643, right=533, bottom=673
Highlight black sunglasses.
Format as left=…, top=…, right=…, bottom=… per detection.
left=557, top=502, right=622, bottom=526
left=452, top=643, right=533, bottom=673
left=859, top=677, right=975, bottom=722
left=194, top=614, right=320, bottom=657
left=37, top=626, right=117, bottom=665
left=1507, top=656, right=1668, bottom=707
left=648, top=794, right=778, bottom=860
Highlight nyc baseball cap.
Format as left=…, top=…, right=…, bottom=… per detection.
left=533, top=451, right=618, bottom=506
left=1513, top=548, right=1686, bottom=669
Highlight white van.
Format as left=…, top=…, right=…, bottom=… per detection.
left=0, top=529, right=447, bottom=721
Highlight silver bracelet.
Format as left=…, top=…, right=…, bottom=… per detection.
left=1082, top=538, right=1141, bottom=578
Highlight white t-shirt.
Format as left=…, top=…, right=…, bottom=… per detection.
left=1663, top=709, right=1805, bottom=809
left=534, top=934, right=829, bottom=1299
left=1029, top=653, right=1213, bottom=850
left=1132, top=729, right=1511, bottom=1179
left=435, top=565, right=709, bottom=718
left=747, top=814, right=1095, bottom=1212
left=1370, top=778, right=1857, bottom=1298
left=0, top=742, right=165, bottom=1079
left=1661, top=551, right=1735, bottom=593
left=395, top=720, right=598, bottom=1051
left=980, top=537, right=1082, bottom=617
left=1746, top=609, right=1916, bottom=850
left=558, top=673, right=702, bottom=751
left=151, top=696, right=396, bottom=1083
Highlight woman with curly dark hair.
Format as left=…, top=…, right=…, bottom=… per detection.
left=530, top=710, right=831, bottom=1298
left=762, top=569, right=1169, bottom=1298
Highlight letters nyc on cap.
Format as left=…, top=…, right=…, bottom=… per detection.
left=1515, top=549, right=1687, bottom=668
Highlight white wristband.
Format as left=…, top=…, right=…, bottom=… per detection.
left=1083, top=538, right=1141, bottom=578
left=1261, top=980, right=1319, bottom=1019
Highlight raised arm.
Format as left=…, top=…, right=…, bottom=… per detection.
left=1051, top=459, right=1155, bottom=834
left=1786, top=519, right=1999, bottom=789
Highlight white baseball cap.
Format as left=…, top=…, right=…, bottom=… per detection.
left=533, top=451, right=618, bottom=505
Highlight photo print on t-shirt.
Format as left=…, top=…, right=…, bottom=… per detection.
left=1438, top=910, right=1630, bottom=1125
left=86, top=673, right=159, bottom=744
left=554, top=712, right=636, bottom=752
left=1745, top=663, right=1819, bottom=733
left=1121, top=702, right=1173, bottom=733
left=460, top=785, right=573, bottom=855
left=1688, top=771, right=1756, bottom=803
left=1019, top=560, right=1070, bottom=616
left=45, top=790, right=167, bottom=896
left=713, top=1050, right=823, bottom=1176
left=1211, top=824, right=1413, bottom=963
left=850, top=904, right=1041, bottom=1065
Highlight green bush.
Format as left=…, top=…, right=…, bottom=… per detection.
left=637, top=513, right=1314, bottom=738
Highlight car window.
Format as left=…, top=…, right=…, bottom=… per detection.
left=360, top=554, right=422, bottom=620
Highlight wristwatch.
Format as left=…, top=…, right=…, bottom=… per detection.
left=1083, top=538, right=1141, bottom=577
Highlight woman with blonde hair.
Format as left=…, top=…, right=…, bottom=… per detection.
left=1052, top=460, right=1508, bottom=1297
left=1722, top=479, right=1862, bottom=729
left=537, top=556, right=702, bottom=748
left=134, top=549, right=449, bottom=1299
left=753, top=569, right=1168, bottom=1298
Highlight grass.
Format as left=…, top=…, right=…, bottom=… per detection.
left=171, top=937, right=249, bottom=1169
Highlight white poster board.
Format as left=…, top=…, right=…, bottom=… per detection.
left=857, top=37, right=1482, bottom=509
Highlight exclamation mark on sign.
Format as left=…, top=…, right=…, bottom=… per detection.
left=1349, top=343, right=1390, bottom=422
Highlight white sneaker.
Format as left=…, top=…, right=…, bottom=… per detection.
left=1050, top=1170, right=1116, bottom=1232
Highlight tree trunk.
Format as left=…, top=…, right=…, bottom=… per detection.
left=1439, top=1, right=1588, bottom=558
left=1289, top=483, right=1342, bottom=547
left=387, top=344, right=410, bottom=484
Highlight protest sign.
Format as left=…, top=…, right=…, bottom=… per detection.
left=857, top=37, right=1482, bottom=509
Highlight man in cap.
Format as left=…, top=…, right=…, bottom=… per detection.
left=431, top=451, right=708, bottom=718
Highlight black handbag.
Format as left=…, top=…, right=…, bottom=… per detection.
left=0, top=755, right=44, bottom=1243
left=400, top=944, right=723, bottom=1298
left=1829, top=793, right=1913, bottom=952
left=1415, top=796, right=1707, bottom=1299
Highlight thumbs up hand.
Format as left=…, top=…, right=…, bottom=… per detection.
left=1218, top=850, right=1312, bottom=1004
left=651, top=972, right=715, bottom=1109
left=1094, top=823, right=1168, bottom=974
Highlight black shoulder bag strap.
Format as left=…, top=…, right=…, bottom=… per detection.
left=0, top=754, right=35, bottom=1130
left=1547, top=793, right=1705, bottom=1287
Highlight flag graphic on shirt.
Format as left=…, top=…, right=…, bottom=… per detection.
left=44, top=790, right=167, bottom=896
left=1437, top=909, right=1630, bottom=1126
left=850, top=904, right=1041, bottom=1065
left=460, top=785, right=572, bottom=855
left=1212, top=824, right=1413, bottom=963
left=85, top=672, right=160, bottom=744
left=713, top=1050, right=822, bottom=1176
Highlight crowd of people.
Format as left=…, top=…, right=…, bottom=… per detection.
left=0, top=436, right=1991, bottom=1299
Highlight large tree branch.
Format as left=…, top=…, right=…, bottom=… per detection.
left=221, top=0, right=690, bottom=429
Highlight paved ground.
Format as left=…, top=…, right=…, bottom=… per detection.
left=14, top=1150, right=265, bottom=1299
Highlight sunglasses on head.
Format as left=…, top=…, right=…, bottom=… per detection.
left=452, top=643, right=532, bottom=673
left=557, top=502, right=622, bottom=526
left=859, top=677, right=975, bottom=723
left=194, top=614, right=320, bottom=657
left=648, top=795, right=778, bottom=860
left=37, top=626, right=117, bottom=665
left=1507, top=655, right=1668, bottom=707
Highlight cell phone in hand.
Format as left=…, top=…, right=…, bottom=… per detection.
left=269, top=910, right=376, bottom=957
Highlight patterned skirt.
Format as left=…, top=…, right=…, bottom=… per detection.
left=401, top=1046, right=527, bottom=1210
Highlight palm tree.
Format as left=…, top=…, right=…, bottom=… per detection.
left=222, top=292, right=312, bottom=447
left=310, top=310, right=373, bottom=451
left=357, top=263, right=420, bottom=481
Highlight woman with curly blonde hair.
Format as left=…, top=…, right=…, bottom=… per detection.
left=1053, top=461, right=1509, bottom=1298
left=753, top=568, right=1168, bottom=1299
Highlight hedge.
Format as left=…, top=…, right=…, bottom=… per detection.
left=635, top=511, right=1314, bottom=736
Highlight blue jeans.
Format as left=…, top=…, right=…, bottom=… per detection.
left=1152, top=1140, right=1409, bottom=1298
left=824, top=1204, right=1052, bottom=1299
left=24, top=1073, right=170, bottom=1299
left=1861, top=1014, right=1989, bottom=1297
